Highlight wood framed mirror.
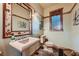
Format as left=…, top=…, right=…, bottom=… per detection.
left=3, top=3, right=32, bottom=38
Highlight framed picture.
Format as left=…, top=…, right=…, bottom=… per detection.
left=12, top=14, right=30, bottom=32
left=3, top=3, right=32, bottom=38
left=73, top=8, right=79, bottom=25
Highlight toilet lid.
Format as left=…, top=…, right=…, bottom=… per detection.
left=45, top=41, right=54, bottom=46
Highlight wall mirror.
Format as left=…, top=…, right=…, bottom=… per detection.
left=32, top=12, right=43, bottom=37
left=3, top=3, right=32, bottom=38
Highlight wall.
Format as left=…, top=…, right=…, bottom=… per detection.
left=0, top=3, right=43, bottom=56
left=0, top=3, right=9, bottom=55
left=71, top=4, right=79, bottom=52
left=0, top=3, right=5, bottom=54
left=29, top=3, right=43, bottom=15
left=0, top=4, right=2, bottom=49
left=43, top=4, right=74, bottom=48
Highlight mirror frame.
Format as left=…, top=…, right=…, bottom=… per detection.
left=3, top=3, right=32, bottom=38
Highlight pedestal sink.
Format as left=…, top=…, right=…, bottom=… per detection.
left=18, top=39, right=29, bottom=44
left=9, top=37, right=40, bottom=53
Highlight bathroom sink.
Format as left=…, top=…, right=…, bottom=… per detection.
left=9, top=37, right=40, bottom=52
left=19, top=39, right=29, bottom=44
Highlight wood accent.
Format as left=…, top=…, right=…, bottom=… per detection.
left=12, top=14, right=29, bottom=20
left=25, top=3, right=34, bottom=10
left=63, top=3, right=77, bottom=15
left=16, top=3, right=30, bottom=11
left=23, top=3, right=32, bottom=10
left=20, top=3, right=33, bottom=35
left=3, top=34, right=30, bottom=38
left=70, top=3, right=77, bottom=12
left=3, top=3, right=32, bottom=38
left=3, top=3, right=6, bottom=38
left=43, top=16, right=50, bottom=19
left=43, top=3, right=77, bottom=19
left=11, top=3, right=12, bottom=33
left=24, top=3, right=33, bottom=35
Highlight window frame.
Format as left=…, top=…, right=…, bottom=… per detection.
left=50, top=8, right=63, bottom=31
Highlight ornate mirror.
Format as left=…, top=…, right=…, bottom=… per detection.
left=3, top=3, right=32, bottom=38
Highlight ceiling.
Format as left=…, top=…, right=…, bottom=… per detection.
left=39, top=3, right=74, bottom=9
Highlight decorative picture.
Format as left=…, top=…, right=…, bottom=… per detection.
left=18, top=21, right=27, bottom=28
left=12, top=16, right=30, bottom=31
left=3, top=3, right=32, bottom=38
left=73, top=8, right=79, bottom=25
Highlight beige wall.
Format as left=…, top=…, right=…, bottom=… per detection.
left=71, top=4, right=79, bottom=52
left=29, top=3, right=43, bottom=15
left=0, top=3, right=8, bottom=55
left=0, top=4, right=2, bottom=48
left=43, top=4, right=74, bottom=48
left=0, top=3, right=4, bottom=53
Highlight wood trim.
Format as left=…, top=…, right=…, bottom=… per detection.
left=16, top=3, right=30, bottom=11
left=25, top=3, right=33, bottom=10
left=3, top=3, right=6, bottom=38
left=23, top=3, right=32, bottom=10
left=11, top=3, right=12, bottom=33
left=43, top=3, right=77, bottom=19
left=4, top=34, right=31, bottom=38
left=30, top=10, right=32, bottom=35
left=3, top=3, right=32, bottom=38
left=11, top=30, right=30, bottom=32
left=63, top=3, right=77, bottom=15
left=24, top=3, right=33, bottom=35
left=50, top=8, right=63, bottom=16
left=50, top=8, right=63, bottom=31
left=43, top=16, right=50, bottom=19
left=12, top=14, right=30, bottom=20
left=70, top=3, right=77, bottom=12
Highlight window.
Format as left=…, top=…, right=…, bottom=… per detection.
left=50, top=8, right=63, bottom=31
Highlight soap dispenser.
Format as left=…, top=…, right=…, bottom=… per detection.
left=10, top=33, right=15, bottom=41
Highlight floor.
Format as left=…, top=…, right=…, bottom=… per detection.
left=33, top=46, right=79, bottom=56
left=33, top=47, right=59, bottom=56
